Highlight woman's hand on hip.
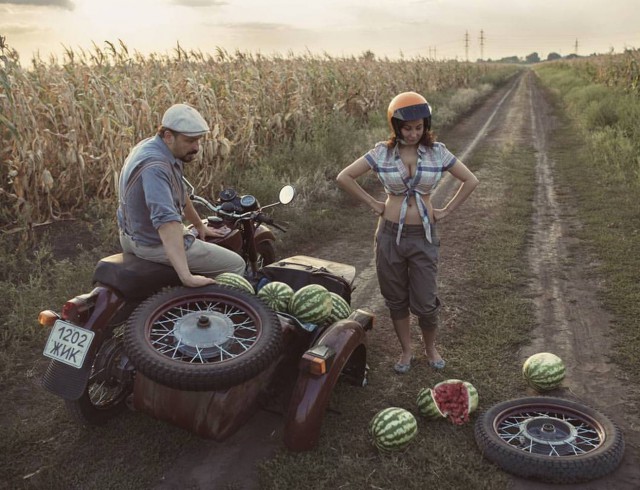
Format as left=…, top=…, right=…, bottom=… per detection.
left=371, top=201, right=385, bottom=216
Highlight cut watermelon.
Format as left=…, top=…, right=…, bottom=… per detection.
left=430, top=379, right=478, bottom=425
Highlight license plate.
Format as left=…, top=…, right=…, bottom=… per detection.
left=43, top=320, right=95, bottom=369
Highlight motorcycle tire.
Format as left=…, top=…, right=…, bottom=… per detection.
left=65, top=324, right=131, bottom=425
left=474, top=396, right=624, bottom=484
left=124, top=284, right=282, bottom=391
left=255, top=240, right=276, bottom=269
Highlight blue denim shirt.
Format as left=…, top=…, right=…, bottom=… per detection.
left=117, top=135, right=186, bottom=246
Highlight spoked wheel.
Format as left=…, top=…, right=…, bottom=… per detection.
left=474, top=396, right=625, bottom=483
left=65, top=324, right=133, bottom=425
left=124, top=285, right=282, bottom=391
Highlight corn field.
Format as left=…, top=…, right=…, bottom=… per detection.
left=1, top=39, right=515, bottom=231
left=553, top=48, right=640, bottom=93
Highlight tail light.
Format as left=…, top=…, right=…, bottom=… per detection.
left=300, top=345, right=335, bottom=376
left=38, top=310, right=60, bottom=327
left=60, top=291, right=98, bottom=325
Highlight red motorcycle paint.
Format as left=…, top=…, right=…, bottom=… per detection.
left=284, top=320, right=370, bottom=451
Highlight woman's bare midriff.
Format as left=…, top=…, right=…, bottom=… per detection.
left=382, top=193, right=433, bottom=224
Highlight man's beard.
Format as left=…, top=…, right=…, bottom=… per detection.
left=182, top=151, right=198, bottom=162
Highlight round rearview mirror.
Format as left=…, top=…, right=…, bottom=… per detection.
left=279, top=185, right=296, bottom=205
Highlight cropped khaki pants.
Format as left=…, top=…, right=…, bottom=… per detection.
left=119, top=230, right=246, bottom=278
left=374, top=219, right=441, bottom=328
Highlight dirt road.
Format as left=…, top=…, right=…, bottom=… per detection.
left=156, top=71, right=640, bottom=489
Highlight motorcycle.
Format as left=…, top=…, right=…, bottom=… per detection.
left=184, top=178, right=293, bottom=279
left=38, top=182, right=373, bottom=452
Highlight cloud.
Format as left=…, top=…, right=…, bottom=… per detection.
left=0, top=21, right=45, bottom=35
left=169, top=0, right=227, bottom=7
left=223, top=21, right=292, bottom=31
left=0, top=0, right=74, bottom=9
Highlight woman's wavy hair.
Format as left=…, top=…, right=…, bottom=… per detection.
left=386, top=118, right=436, bottom=149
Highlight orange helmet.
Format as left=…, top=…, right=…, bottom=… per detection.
left=387, top=92, right=432, bottom=137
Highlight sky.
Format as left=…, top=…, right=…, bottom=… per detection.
left=1, top=0, right=639, bottom=63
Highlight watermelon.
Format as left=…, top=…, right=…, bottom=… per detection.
left=288, top=284, right=332, bottom=324
left=462, top=381, right=479, bottom=413
left=215, top=272, right=255, bottom=294
left=522, top=352, right=565, bottom=392
left=416, top=387, right=441, bottom=419
left=326, top=292, right=352, bottom=323
left=257, top=281, right=294, bottom=312
left=430, top=379, right=478, bottom=425
left=369, top=407, right=418, bottom=452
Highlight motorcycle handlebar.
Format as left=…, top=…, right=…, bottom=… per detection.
left=191, top=192, right=286, bottom=231
left=256, top=213, right=287, bottom=232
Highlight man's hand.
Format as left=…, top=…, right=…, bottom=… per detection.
left=199, top=224, right=231, bottom=239
left=182, top=273, right=216, bottom=288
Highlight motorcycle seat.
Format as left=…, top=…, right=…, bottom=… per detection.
left=92, top=253, right=182, bottom=299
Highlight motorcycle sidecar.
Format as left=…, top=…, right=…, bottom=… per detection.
left=121, top=255, right=373, bottom=451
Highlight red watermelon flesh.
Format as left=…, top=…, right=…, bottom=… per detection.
left=431, top=381, right=470, bottom=425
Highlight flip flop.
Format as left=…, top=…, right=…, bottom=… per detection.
left=394, top=355, right=416, bottom=374
left=428, top=358, right=446, bottom=370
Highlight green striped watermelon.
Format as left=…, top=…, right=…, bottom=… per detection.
left=369, top=407, right=418, bottom=452
left=326, top=292, right=352, bottom=323
left=215, top=272, right=255, bottom=294
left=462, top=381, right=479, bottom=413
left=288, top=284, right=332, bottom=324
left=416, top=387, right=441, bottom=419
left=522, top=352, right=565, bottom=392
left=257, top=281, right=294, bottom=312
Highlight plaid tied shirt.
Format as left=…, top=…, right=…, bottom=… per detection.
left=364, top=142, right=457, bottom=245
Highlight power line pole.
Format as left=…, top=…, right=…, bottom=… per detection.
left=465, top=30, right=469, bottom=61
left=479, top=29, right=485, bottom=61
left=574, top=38, right=579, bottom=55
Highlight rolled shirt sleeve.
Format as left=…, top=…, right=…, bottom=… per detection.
left=437, top=143, right=458, bottom=171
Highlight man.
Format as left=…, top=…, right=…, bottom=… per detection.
left=117, top=103, right=245, bottom=287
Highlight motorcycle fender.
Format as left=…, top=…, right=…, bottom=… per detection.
left=283, top=319, right=368, bottom=452
left=42, top=359, right=92, bottom=401
left=254, top=224, right=275, bottom=244
left=41, top=286, right=125, bottom=401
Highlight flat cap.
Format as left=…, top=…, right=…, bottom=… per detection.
left=161, top=103, right=210, bottom=136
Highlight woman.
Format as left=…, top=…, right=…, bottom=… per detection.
left=337, top=91, right=479, bottom=374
